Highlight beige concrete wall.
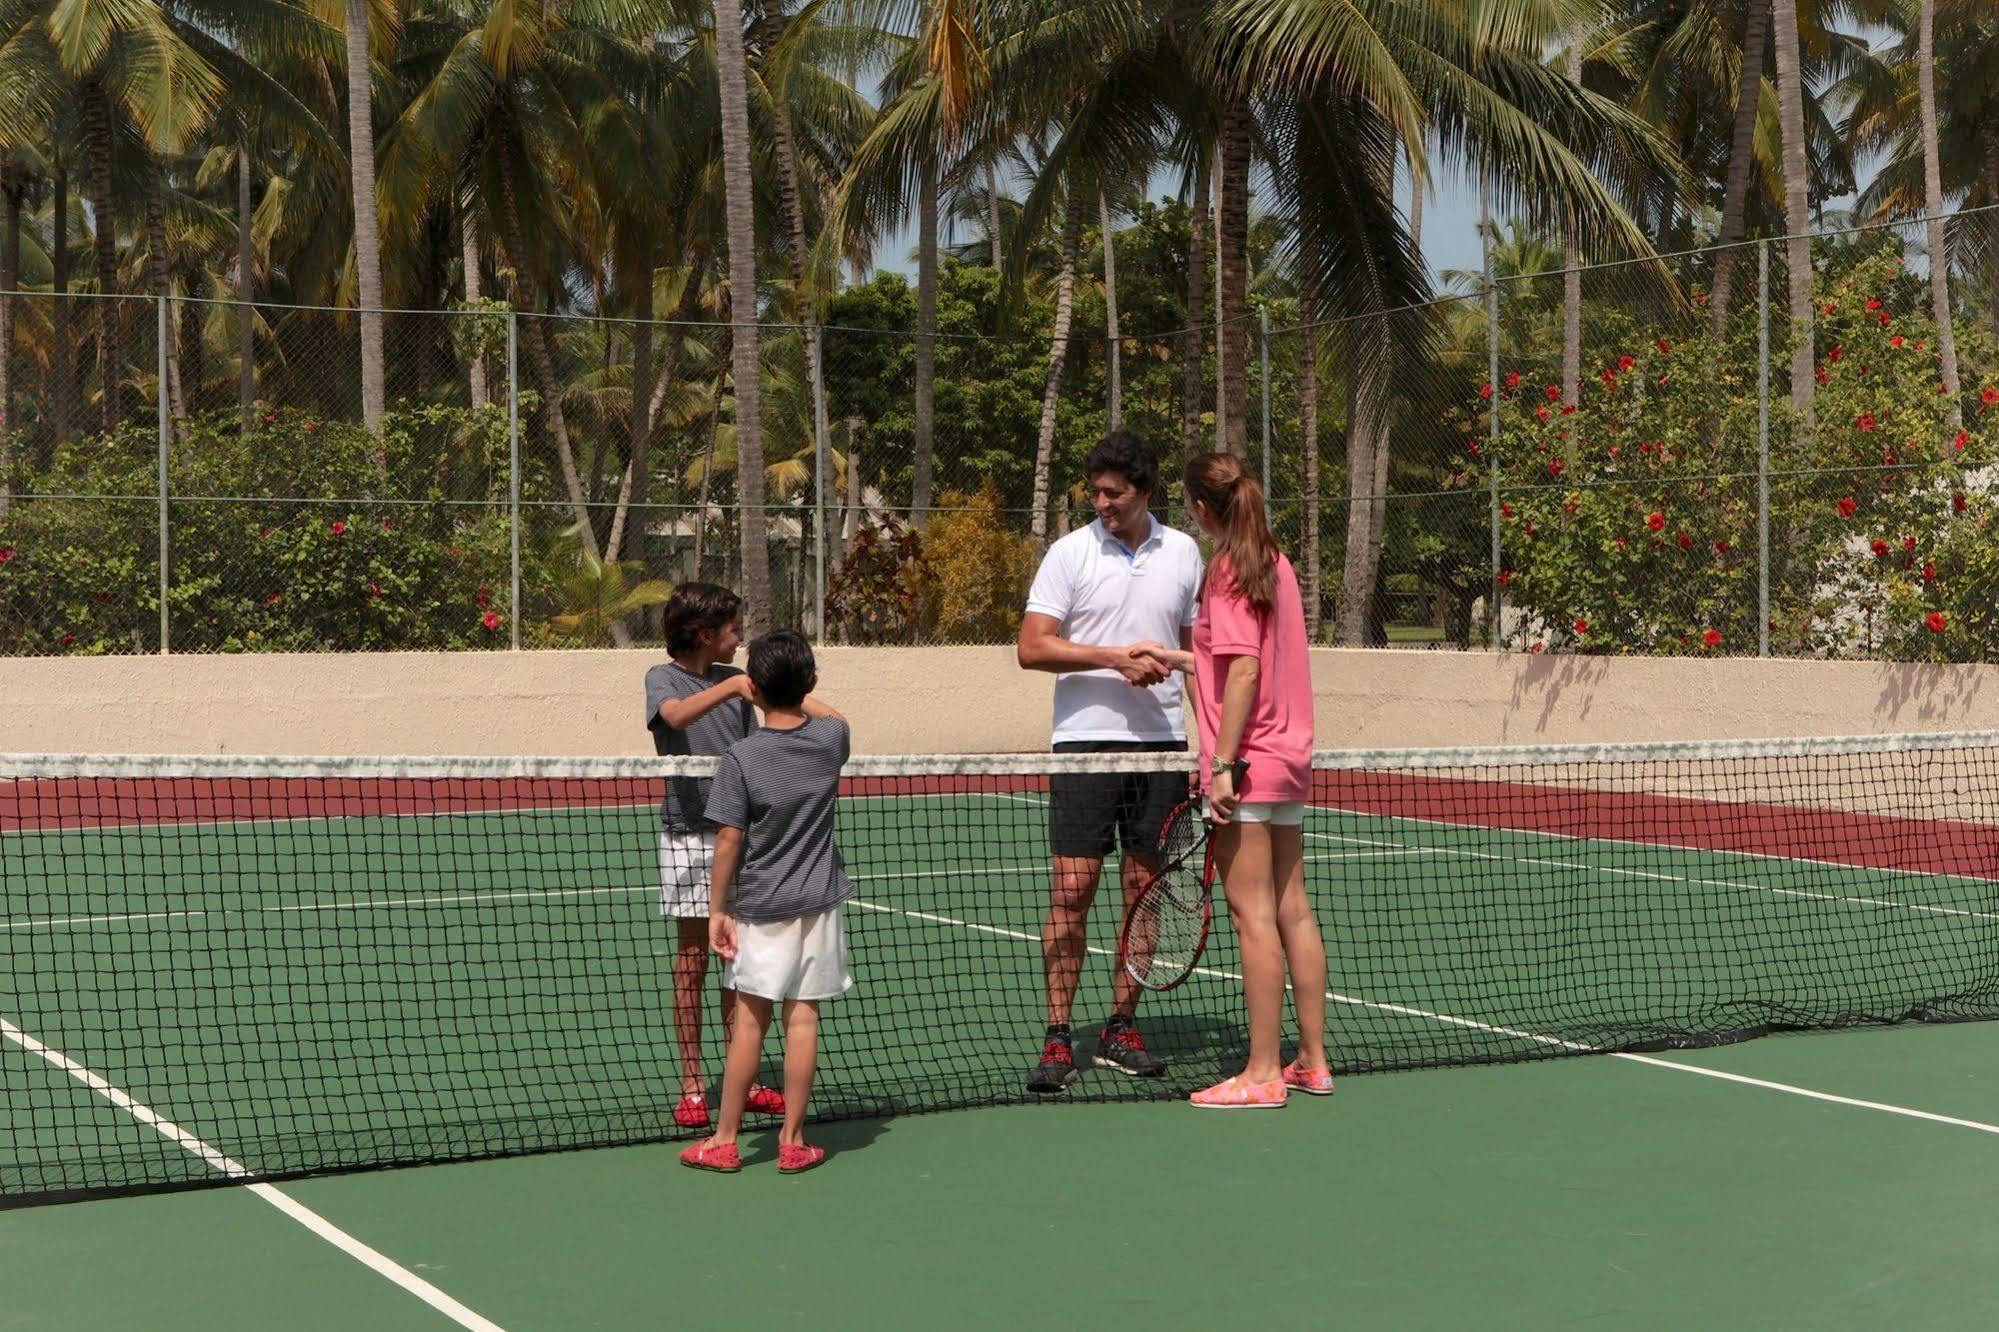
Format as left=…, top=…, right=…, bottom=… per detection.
left=3, top=647, right=1997, bottom=757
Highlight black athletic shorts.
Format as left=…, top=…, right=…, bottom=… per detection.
left=1047, top=740, right=1188, bottom=860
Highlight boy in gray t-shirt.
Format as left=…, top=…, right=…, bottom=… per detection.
left=646, top=584, right=783, bottom=1132
left=680, top=630, right=850, bottom=1176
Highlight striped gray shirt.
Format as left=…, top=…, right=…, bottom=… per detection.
left=704, top=716, right=855, bottom=924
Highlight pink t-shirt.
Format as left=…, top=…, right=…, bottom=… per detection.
left=1190, top=552, right=1314, bottom=803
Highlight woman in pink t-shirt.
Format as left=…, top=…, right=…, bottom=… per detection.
left=1134, top=452, right=1331, bottom=1109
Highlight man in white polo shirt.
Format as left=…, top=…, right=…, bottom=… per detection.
left=1016, top=429, right=1203, bottom=1093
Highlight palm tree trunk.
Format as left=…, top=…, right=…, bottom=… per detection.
left=1336, top=332, right=1389, bottom=645
left=607, top=255, right=655, bottom=570
left=462, top=207, right=487, bottom=411
left=912, top=159, right=938, bottom=524
left=694, top=397, right=720, bottom=579
left=237, top=141, right=256, bottom=426
left=343, top=0, right=387, bottom=431
left=1180, top=152, right=1209, bottom=463
left=1710, top=1, right=1769, bottom=333
left=1029, top=193, right=1083, bottom=547
left=714, top=0, right=773, bottom=632
left=1, top=175, right=16, bottom=513
left=647, top=248, right=708, bottom=425
left=987, top=161, right=1003, bottom=269
left=1101, top=189, right=1121, bottom=431
left=1213, top=152, right=1226, bottom=451
left=1770, top=0, right=1816, bottom=424
left=46, top=163, right=71, bottom=462
left=495, top=118, right=601, bottom=559
left=84, top=84, right=122, bottom=433
left=1408, top=156, right=1423, bottom=252
left=1365, top=397, right=1392, bottom=645
left=842, top=417, right=861, bottom=554
left=1919, top=0, right=1962, bottom=429
left=144, top=160, right=186, bottom=427
left=1561, top=40, right=1583, bottom=411
left=1988, top=126, right=1999, bottom=349
left=1218, top=97, right=1252, bottom=456
left=1299, top=323, right=1321, bottom=641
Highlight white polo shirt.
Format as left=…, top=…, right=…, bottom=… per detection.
left=1025, top=516, right=1204, bottom=744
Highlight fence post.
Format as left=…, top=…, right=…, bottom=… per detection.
left=1259, top=307, right=1272, bottom=497
left=1757, top=239, right=1771, bottom=658
left=812, top=326, right=829, bottom=641
left=157, top=294, right=171, bottom=655
left=507, top=311, right=521, bottom=652
left=1482, top=171, right=1501, bottom=652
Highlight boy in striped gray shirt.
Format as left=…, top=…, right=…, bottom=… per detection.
left=679, top=630, right=852, bottom=1175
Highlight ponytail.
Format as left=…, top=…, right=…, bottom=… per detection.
left=1182, top=452, right=1279, bottom=610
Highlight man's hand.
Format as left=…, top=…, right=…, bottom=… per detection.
left=1103, top=645, right=1167, bottom=688
left=709, top=913, right=739, bottom=961
left=1130, top=642, right=1193, bottom=675
left=1209, top=769, right=1240, bottom=824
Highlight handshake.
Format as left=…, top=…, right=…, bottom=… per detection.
left=1106, top=640, right=1194, bottom=688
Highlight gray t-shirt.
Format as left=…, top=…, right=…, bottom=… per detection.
left=703, top=716, right=855, bottom=925
left=645, top=661, right=757, bottom=833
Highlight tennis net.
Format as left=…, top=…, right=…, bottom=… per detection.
left=6, top=734, right=1999, bottom=1204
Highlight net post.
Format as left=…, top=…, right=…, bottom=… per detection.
left=507, top=310, right=521, bottom=652
left=1482, top=168, right=1501, bottom=652
left=1259, top=306, right=1272, bottom=497
left=1757, top=239, right=1771, bottom=658
left=812, top=324, right=829, bottom=641
left=157, top=293, right=170, bottom=655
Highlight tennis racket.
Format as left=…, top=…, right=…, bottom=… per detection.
left=1116, top=797, right=1216, bottom=992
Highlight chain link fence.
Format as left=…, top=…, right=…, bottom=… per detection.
left=2, top=211, right=1996, bottom=655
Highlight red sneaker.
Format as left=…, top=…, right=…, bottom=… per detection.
left=672, top=1092, right=711, bottom=1129
left=778, top=1143, right=826, bottom=1174
left=679, top=1139, right=742, bottom=1172
left=746, top=1084, right=786, bottom=1116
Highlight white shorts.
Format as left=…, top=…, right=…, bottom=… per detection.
left=1207, top=800, right=1308, bottom=827
left=722, top=905, right=854, bottom=1002
left=658, top=829, right=715, bottom=919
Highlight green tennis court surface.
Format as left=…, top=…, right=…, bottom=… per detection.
left=8, top=740, right=1999, bottom=1324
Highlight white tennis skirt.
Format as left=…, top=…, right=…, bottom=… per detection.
left=658, top=829, right=716, bottom=919
left=723, top=904, right=854, bottom=1002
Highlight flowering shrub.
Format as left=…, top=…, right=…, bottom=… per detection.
left=914, top=481, right=1040, bottom=643
left=1483, top=238, right=1999, bottom=658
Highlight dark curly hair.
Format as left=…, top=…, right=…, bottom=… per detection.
left=663, top=582, right=743, bottom=656
left=1081, top=428, right=1160, bottom=498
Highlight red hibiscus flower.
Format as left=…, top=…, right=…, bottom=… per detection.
left=1923, top=563, right=1936, bottom=582
left=0, top=546, right=13, bottom=563
left=1856, top=412, right=1878, bottom=432
left=1505, top=370, right=1522, bottom=391
left=1497, top=569, right=1513, bottom=586
left=1573, top=619, right=1589, bottom=635
left=1828, top=345, right=1845, bottom=362
left=1927, top=611, right=1948, bottom=633
left=1646, top=511, right=1665, bottom=531
left=1954, top=493, right=1968, bottom=512
left=1879, top=312, right=1892, bottom=328
left=1546, top=383, right=1563, bottom=401
left=1822, top=302, right=1836, bottom=315
left=1702, top=629, right=1722, bottom=648
left=1866, top=298, right=1883, bottom=310
left=1617, top=354, right=1636, bottom=372
left=265, top=593, right=283, bottom=607
left=1890, top=335, right=1905, bottom=348
left=1601, top=368, right=1619, bottom=387
left=1614, top=537, right=1628, bottom=549
left=1715, top=539, right=1731, bottom=554
left=1816, top=366, right=1831, bottom=385
left=60, top=633, right=75, bottom=647
left=1479, top=382, right=1494, bottom=399
left=330, top=520, right=347, bottom=536
left=1655, top=338, right=1670, bottom=353
left=1871, top=538, right=1891, bottom=556
left=1955, top=430, right=1970, bottom=451
left=476, top=591, right=489, bottom=608
left=1838, top=496, right=1857, bottom=517
left=1529, top=642, right=1545, bottom=654
left=368, top=582, right=382, bottom=598
left=1501, top=503, right=1514, bottom=518
left=1677, top=532, right=1694, bottom=551
left=1904, top=536, right=1917, bottom=550
left=381, top=519, right=396, bottom=532
left=1536, top=405, right=1551, bottom=421
left=482, top=610, right=502, bottom=632
left=1983, top=387, right=1999, bottom=406
left=1547, top=459, right=1565, bottom=477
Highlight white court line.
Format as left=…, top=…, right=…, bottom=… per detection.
left=0, top=1017, right=505, bottom=1332
left=845, top=897, right=1999, bottom=1137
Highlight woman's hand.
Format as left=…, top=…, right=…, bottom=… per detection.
left=709, top=913, right=739, bottom=960
left=1210, top=768, right=1240, bottom=823
left=1130, top=641, right=1194, bottom=675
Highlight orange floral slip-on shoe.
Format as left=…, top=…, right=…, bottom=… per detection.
left=746, top=1084, right=787, bottom=1115
left=679, top=1139, right=742, bottom=1173
left=672, top=1092, right=711, bottom=1129
left=1189, top=1075, right=1287, bottom=1110
left=1282, top=1061, right=1336, bottom=1096
left=778, top=1143, right=827, bottom=1174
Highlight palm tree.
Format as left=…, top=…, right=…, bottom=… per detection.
left=714, top=0, right=773, bottom=631
left=1561, top=32, right=1583, bottom=411
left=1216, top=91, right=1252, bottom=456
left=1917, top=0, right=1962, bottom=428
left=1029, top=187, right=1082, bottom=545
left=343, top=0, right=386, bottom=431
left=1709, top=0, right=1770, bottom=331
left=1771, top=0, right=1816, bottom=423
left=1100, top=187, right=1121, bottom=429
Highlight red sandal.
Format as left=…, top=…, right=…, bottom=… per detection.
left=777, top=1143, right=826, bottom=1174
left=679, top=1139, right=742, bottom=1173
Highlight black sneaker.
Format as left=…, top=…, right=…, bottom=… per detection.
left=1025, top=1037, right=1079, bottom=1094
left=1095, top=1022, right=1166, bottom=1077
